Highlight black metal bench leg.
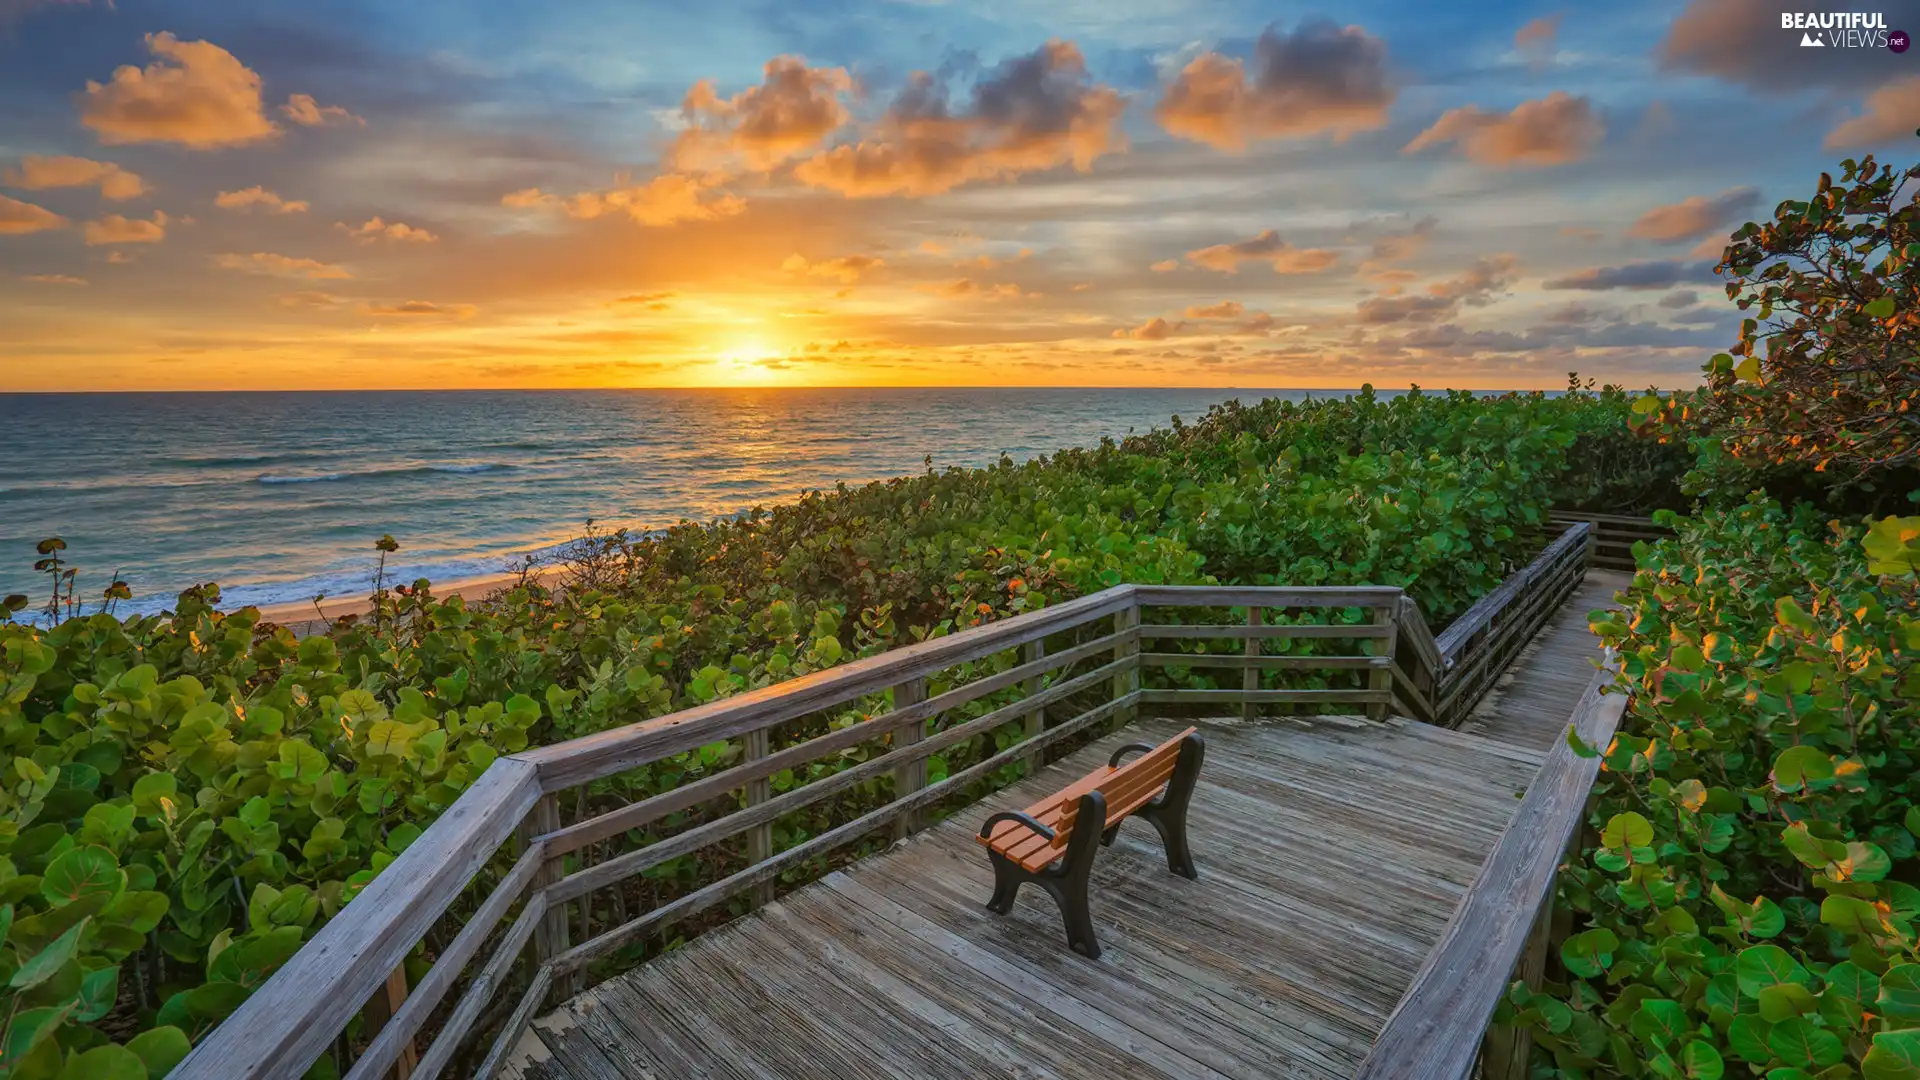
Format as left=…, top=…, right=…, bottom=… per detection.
left=985, top=851, right=1023, bottom=915
left=1138, top=733, right=1205, bottom=880
left=1049, top=792, right=1107, bottom=959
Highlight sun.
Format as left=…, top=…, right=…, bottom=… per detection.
left=720, top=338, right=774, bottom=363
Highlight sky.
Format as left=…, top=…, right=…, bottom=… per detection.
left=1, top=0, right=1917, bottom=391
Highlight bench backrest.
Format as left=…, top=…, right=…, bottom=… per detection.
left=1054, top=727, right=1196, bottom=841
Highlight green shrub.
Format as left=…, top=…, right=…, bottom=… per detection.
left=1510, top=499, right=1920, bottom=1075
left=0, top=386, right=1657, bottom=1075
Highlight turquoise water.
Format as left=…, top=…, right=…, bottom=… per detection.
left=0, top=388, right=1338, bottom=616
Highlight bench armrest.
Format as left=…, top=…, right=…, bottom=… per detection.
left=978, top=811, right=1056, bottom=842
left=1107, top=742, right=1156, bottom=768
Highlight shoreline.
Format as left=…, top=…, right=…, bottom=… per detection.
left=250, top=566, right=567, bottom=633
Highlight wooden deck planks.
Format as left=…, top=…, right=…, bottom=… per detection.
left=511, top=570, right=1623, bottom=1079
left=1455, top=570, right=1630, bottom=754
left=516, top=716, right=1541, bottom=1080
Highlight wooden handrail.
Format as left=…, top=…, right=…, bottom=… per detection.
left=178, top=531, right=1600, bottom=1080
left=1354, top=665, right=1627, bottom=1080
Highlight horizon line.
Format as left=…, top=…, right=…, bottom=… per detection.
left=0, top=383, right=1630, bottom=395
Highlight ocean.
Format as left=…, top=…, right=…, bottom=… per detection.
left=0, top=388, right=1344, bottom=618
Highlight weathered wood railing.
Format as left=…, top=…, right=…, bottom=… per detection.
left=1550, top=509, right=1670, bottom=572
left=1354, top=664, right=1628, bottom=1080
left=176, top=524, right=1595, bottom=1080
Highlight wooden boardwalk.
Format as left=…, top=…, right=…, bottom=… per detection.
left=1455, top=570, right=1630, bottom=754
left=508, top=715, right=1553, bottom=1079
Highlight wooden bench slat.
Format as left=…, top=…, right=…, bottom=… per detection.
left=979, top=727, right=1196, bottom=871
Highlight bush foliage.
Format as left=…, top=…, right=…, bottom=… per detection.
left=0, top=386, right=1656, bottom=1077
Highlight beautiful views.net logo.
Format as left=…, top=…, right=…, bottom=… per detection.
left=1780, top=11, right=1897, bottom=48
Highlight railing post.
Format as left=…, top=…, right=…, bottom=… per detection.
left=525, top=794, right=575, bottom=999
left=745, top=727, right=773, bottom=907
left=1113, top=601, right=1141, bottom=728
left=1368, top=602, right=1396, bottom=721
left=357, top=966, right=417, bottom=1080
left=1243, top=606, right=1262, bottom=722
left=891, top=677, right=928, bottom=840
left=1022, top=638, right=1046, bottom=748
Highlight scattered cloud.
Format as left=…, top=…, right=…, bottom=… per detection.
left=1185, top=229, right=1339, bottom=274
left=281, top=93, right=363, bottom=128
left=502, top=173, right=745, bottom=227
left=1155, top=19, right=1394, bottom=151
left=82, top=210, right=167, bottom=245
left=782, top=252, right=884, bottom=282
left=214, top=251, right=352, bottom=279
left=80, top=32, right=278, bottom=148
left=1150, top=259, right=1179, bottom=272
left=1659, top=290, right=1699, bottom=309
left=1826, top=76, right=1920, bottom=149
left=0, top=193, right=68, bottom=234
left=105, top=250, right=135, bottom=264
left=670, top=57, right=853, bottom=171
left=918, top=277, right=1027, bottom=299
left=338, top=216, right=438, bottom=243
left=3, top=155, right=146, bottom=200
left=363, top=300, right=476, bottom=317
left=1514, top=14, right=1561, bottom=68
left=277, top=290, right=346, bottom=308
left=1628, top=187, right=1757, bottom=243
left=1115, top=316, right=1179, bottom=340
left=1183, top=300, right=1244, bottom=319
left=215, top=186, right=309, bottom=213
left=793, top=39, right=1126, bottom=197
left=1543, top=258, right=1710, bottom=290
left=21, top=273, right=87, bottom=285
left=1356, top=254, right=1518, bottom=323
left=1403, top=91, right=1602, bottom=167
left=958, top=247, right=1033, bottom=270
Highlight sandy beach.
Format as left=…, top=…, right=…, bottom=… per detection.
left=250, top=566, right=566, bottom=634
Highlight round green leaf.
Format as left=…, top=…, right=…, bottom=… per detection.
left=1683, top=1041, right=1724, bottom=1080
left=1737, top=944, right=1809, bottom=996
left=56, top=1042, right=145, bottom=1080
left=1767, top=1018, right=1844, bottom=1068
left=1863, top=1029, right=1920, bottom=1080
left=41, top=846, right=122, bottom=908
left=1881, top=965, right=1920, bottom=1020
left=1562, top=928, right=1620, bottom=978
left=127, top=1025, right=192, bottom=1079
left=1603, top=812, right=1654, bottom=850
left=10, top=917, right=88, bottom=991
left=1772, top=746, right=1834, bottom=793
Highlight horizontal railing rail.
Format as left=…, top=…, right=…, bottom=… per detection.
left=1354, top=664, right=1628, bottom=1080
left=177, top=524, right=1596, bottom=1080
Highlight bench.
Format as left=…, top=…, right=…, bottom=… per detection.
left=974, top=727, right=1205, bottom=959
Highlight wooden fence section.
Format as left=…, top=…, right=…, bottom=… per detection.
left=175, top=524, right=1597, bottom=1080
left=1549, top=509, right=1670, bottom=572
left=1354, top=665, right=1628, bottom=1080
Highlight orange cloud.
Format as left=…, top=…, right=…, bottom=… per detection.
left=281, top=93, right=364, bottom=127
left=4, top=155, right=147, bottom=200
left=503, top=173, right=745, bottom=227
left=216, top=186, right=309, bottom=213
left=918, top=277, right=1028, bottom=299
left=339, top=216, right=438, bottom=243
left=81, top=32, right=278, bottom=148
left=1185, top=229, right=1338, bottom=274
left=21, top=273, right=88, bottom=285
left=0, top=193, right=68, bottom=234
left=1628, top=188, right=1757, bottom=243
left=782, top=253, right=884, bottom=282
left=670, top=57, right=853, bottom=171
left=1156, top=20, right=1394, bottom=151
left=83, top=211, right=168, bottom=245
left=105, top=250, right=136, bottom=264
left=1827, top=76, right=1920, bottom=149
left=794, top=40, right=1126, bottom=197
left=1183, top=300, right=1244, bottom=319
left=215, top=251, right=351, bottom=279
left=1114, top=316, right=1179, bottom=340
left=363, top=300, right=476, bottom=318
left=1149, top=259, right=1179, bottom=272
left=277, top=290, right=347, bottom=308
left=1403, top=91, right=1602, bottom=167
left=1514, top=14, right=1561, bottom=69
